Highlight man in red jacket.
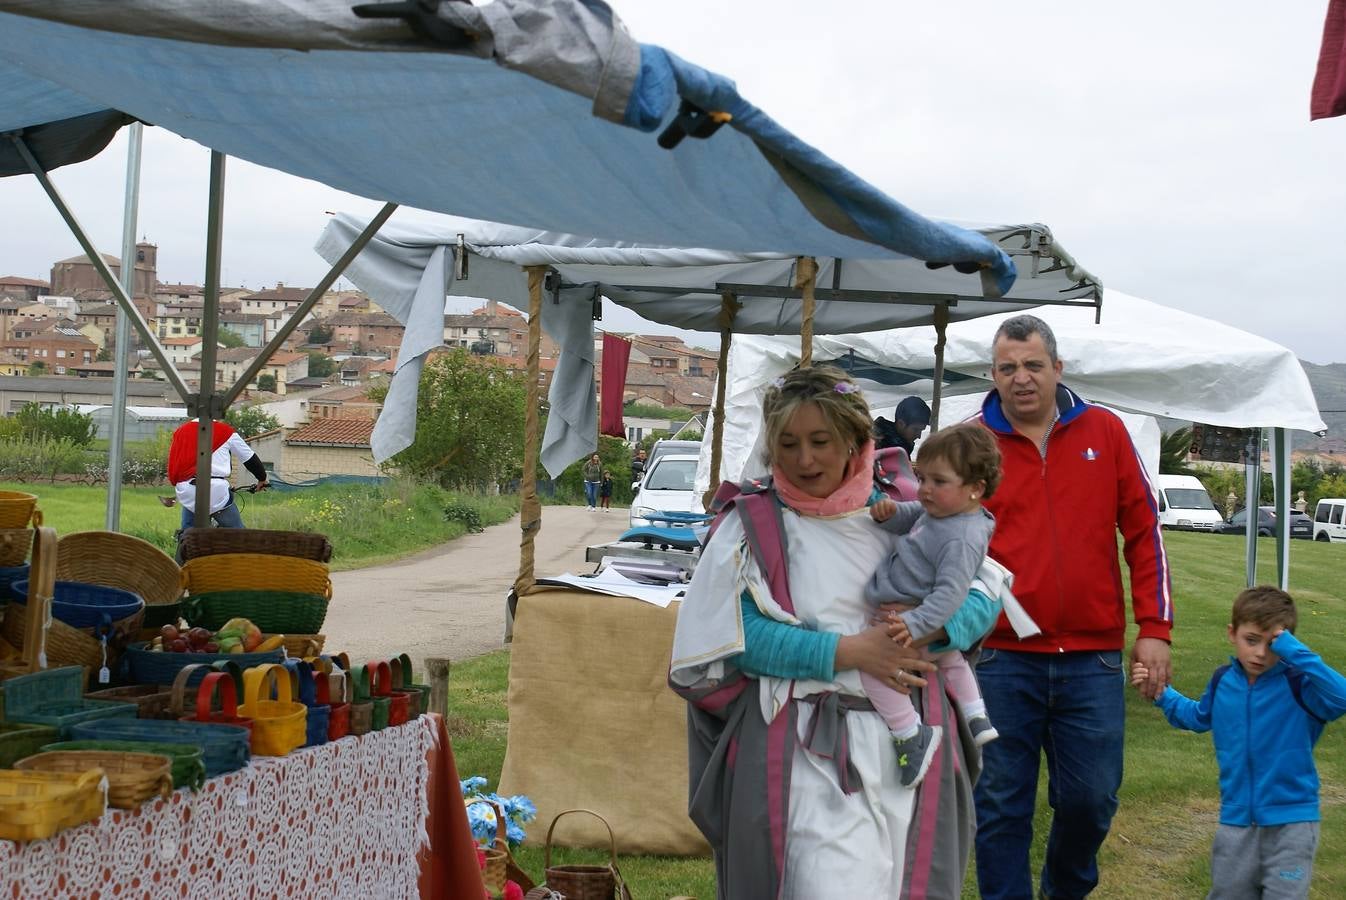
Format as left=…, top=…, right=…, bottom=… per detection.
left=167, top=418, right=269, bottom=530
left=973, top=315, right=1172, bottom=900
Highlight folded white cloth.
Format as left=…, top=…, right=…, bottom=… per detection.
left=971, top=557, right=1040, bottom=640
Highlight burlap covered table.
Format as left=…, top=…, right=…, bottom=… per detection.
left=500, top=586, right=708, bottom=856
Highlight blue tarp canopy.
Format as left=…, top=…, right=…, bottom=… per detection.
left=0, top=0, right=1023, bottom=298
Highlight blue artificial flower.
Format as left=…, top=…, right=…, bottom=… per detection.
left=505, top=820, right=526, bottom=848
left=504, top=795, right=537, bottom=824
left=465, top=802, right=498, bottom=845
left=459, top=775, right=488, bottom=797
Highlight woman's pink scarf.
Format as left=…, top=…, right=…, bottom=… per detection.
left=771, top=440, right=876, bottom=517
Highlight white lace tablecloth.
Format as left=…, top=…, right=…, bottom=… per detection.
left=0, top=715, right=437, bottom=899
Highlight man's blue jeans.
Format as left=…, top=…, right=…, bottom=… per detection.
left=973, top=648, right=1125, bottom=900
left=583, top=480, right=599, bottom=508
left=180, top=494, right=245, bottom=530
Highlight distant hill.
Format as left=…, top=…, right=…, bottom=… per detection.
left=1301, top=361, right=1346, bottom=453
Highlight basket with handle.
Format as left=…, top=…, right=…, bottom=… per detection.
left=542, top=809, right=632, bottom=900
left=0, top=526, right=54, bottom=684
left=85, top=684, right=176, bottom=720
left=238, top=664, right=306, bottom=757
left=178, top=527, right=333, bottom=563
left=182, top=590, right=329, bottom=635
left=392, top=652, right=430, bottom=717
left=69, top=718, right=250, bottom=779
left=181, top=554, right=331, bottom=598
left=315, top=668, right=350, bottom=741
left=0, top=722, right=60, bottom=768
left=363, top=660, right=400, bottom=730
left=55, top=531, right=182, bottom=607
left=0, top=490, right=38, bottom=529
left=3, top=601, right=144, bottom=685
left=375, top=658, right=413, bottom=727
left=467, top=797, right=511, bottom=896
left=16, top=750, right=173, bottom=810
left=0, top=768, right=106, bottom=842
left=282, top=658, right=330, bottom=747
left=172, top=665, right=253, bottom=734
left=1, top=666, right=138, bottom=739
left=42, top=740, right=205, bottom=792
left=346, top=664, right=373, bottom=736
left=0, top=530, right=33, bottom=567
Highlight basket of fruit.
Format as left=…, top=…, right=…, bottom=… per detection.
left=15, top=750, right=173, bottom=811
left=181, top=589, right=329, bottom=635
left=85, top=684, right=177, bottom=720
left=69, top=718, right=251, bottom=779
left=121, top=619, right=285, bottom=690
left=173, top=666, right=254, bottom=733
left=0, top=530, right=33, bottom=568
left=238, top=664, right=307, bottom=757
left=0, top=768, right=106, bottom=842
left=0, top=490, right=39, bottom=529
left=316, top=669, right=350, bottom=741
left=42, top=740, right=205, bottom=792
left=1, top=666, right=139, bottom=739
left=181, top=554, right=331, bottom=598
left=178, top=528, right=333, bottom=563
left=392, top=653, right=431, bottom=717
left=282, top=659, right=330, bottom=747
left=0, top=722, right=60, bottom=769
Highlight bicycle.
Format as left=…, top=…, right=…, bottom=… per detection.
left=159, top=481, right=269, bottom=564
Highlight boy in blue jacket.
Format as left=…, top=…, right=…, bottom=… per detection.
left=1132, top=586, right=1346, bottom=899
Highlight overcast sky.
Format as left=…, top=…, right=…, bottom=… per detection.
left=1, top=2, right=1342, bottom=363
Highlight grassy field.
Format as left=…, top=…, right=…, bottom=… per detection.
left=0, top=480, right=519, bottom=570
left=447, top=531, right=1346, bottom=898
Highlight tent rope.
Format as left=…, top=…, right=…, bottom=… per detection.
left=704, top=291, right=741, bottom=509
left=930, top=302, right=950, bottom=431
left=796, top=256, right=818, bottom=366
left=515, top=265, right=546, bottom=598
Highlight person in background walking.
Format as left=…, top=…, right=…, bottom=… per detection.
left=582, top=453, right=602, bottom=510
left=600, top=470, right=614, bottom=512
left=631, top=447, right=648, bottom=483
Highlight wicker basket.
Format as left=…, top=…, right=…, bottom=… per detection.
left=178, top=528, right=333, bottom=563
left=315, top=670, right=350, bottom=741
left=1, top=666, right=138, bottom=739
left=542, top=810, right=631, bottom=900
left=171, top=666, right=253, bottom=734
left=3, top=602, right=146, bottom=684
left=0, top=526, right=54, bottom=683
left=0, top=722, right=60, bottom=768
left=55, top=531, right=182, bottom=607
left=0, top=563, right=29, bottom=603
left=181, top=554, right=331, bottom=598
left=282, top=659, right=329, bottom=747
left=0, top=530, right=32, bottom=567
left=85, top=684, right=176, bottom=720
left=364, top=661, right=403, bottom=730
left=69, top=719, right=250, bottom=779
left=468, top=798, right=511, bottom=895
left=0, top=768, right=105, bottom=842
left=43, top=740, right=205, bottom=792
left=16, top=750, right=173, bottom=810
left=11, top=580, right=144, bottom=631
left=392, top=653, right=430, bottom=717
left=120, top=641, right=284, bottom=691
left=0, top=491, right=38, bottom=529
left=238, top=664, right=306, bottom=757
left=346, top=664, right=373, bottom=736
left=182, top=589, right=329, bottom=635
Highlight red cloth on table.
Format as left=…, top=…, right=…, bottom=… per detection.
left=600, top=333, right=632, bottom=438
left=418, top=713, right=487, bottom=899
left=1312, top=0, right=1346, bottom=120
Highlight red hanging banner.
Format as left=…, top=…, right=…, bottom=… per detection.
left=600, top=333, right=632, bottom=438
left=1312, top=0, right=1346, bottom=120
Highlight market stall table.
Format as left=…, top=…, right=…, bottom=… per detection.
left=0, top=714, right=484, bottom=899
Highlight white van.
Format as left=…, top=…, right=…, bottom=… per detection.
left=1313, top=498, right=1346, bottom=542
left=1155, top=474, right=1224, bottom=531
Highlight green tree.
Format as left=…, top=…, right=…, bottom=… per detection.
left=96, top=345, right=112, bottom=362
left=307, top=322, right=334, bottom=344
left=387, top=349, right=526, bottom=489
left=14, top=403, right=98, bottom=446
left=1158, top=427, right=1194, bottom=475
left=307, top=352, right=337, bottom=378
left=26, top=360, right=46, bottom=376
left=217, top=328, right=245, bottom=349
left=256, top=373, right=278, bottom=392
left=224, top=404, right=281, bottom=438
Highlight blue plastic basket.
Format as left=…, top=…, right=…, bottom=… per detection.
left=120, top=642, right=285, bottom=690
left=10, top=579, right=144, bottom=630
left=69, top=718, right=251, bottom=778
left=0, top=564, right=28, bottom=603
left=0, top=666, right=139, bottom=739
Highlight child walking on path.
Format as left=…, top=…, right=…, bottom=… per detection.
left=1135, top=586, right=1346, bottom=900
left=863, top=423, right=1002, bottom=787
left=599, top=470, right=613, bottom=511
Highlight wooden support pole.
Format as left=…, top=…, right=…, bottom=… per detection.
left=930, top=302, right=950, bottom=431
left=514, top=266, right=546, bottom=598
left=425, top=657, right=451, bottom=717
left=796, top=257, right=818, bottom=366
left=703, top=291, right=739, bottom=511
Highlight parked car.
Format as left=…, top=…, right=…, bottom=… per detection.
left=1217, top=506, right=1313, bottom=539
left=1313, top=498, right=1346, bottom=542
left=629, top=453, right=701, bottom=528
left=1155, top=474, right=1224, bottom=531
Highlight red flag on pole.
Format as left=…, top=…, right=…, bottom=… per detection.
left=1312, top=0, right=1346, bottom=120
left=600, top=333, right=632, bottom=438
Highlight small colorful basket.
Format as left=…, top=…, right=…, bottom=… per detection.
left=69, top=718, right=250, bottom=779
left=85, top=684, right=176, bottom=720
left=172, top=666, right=253, bottom=735
left=315, top=670, right=350, bottom=741
left=238, top=664, right=306, bottom=757
left=0, top=768, right=105, bottom=842
left=1, top=666, right=139, bottom=739
left=16, top=750, right=173, bottom=811
left=42, top=740, right=205, bottom=792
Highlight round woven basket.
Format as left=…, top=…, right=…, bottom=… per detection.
left=181, top=554, right=331, bottom=597
left=2, top=601, right=144, bottom=680
left=0, top=491, right=38, bottom=529
left=178, top=527, right=333, bottom=563
left=55, top=531, right=182, bottom=606
left=0, top=530, right=33, bottom=567
left=15, top=750, right=173, bottom=810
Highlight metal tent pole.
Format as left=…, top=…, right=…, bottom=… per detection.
left=1243, top=429, right=1263, bottom=588
left=1271, top=428, right=1291, bottom=590
left=106, top=122, right=144, bottom=531
left=193, top=151, right=227, bottom=523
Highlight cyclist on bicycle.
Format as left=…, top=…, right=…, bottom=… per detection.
left=167, top=418, right=269, bottom=530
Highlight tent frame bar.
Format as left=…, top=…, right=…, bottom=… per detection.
left=602, top=281, right=1100, bottom=311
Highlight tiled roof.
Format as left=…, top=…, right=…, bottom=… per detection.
left=162, top=336, right=204, bottom=346
left=245, top=286, right=311, bottom=302
left=285, top=418, right=375, bottom=447
left=267, top=351, right=306, bottom=366
left=310, top=385, right=374, bottom=403
left=0, top=276, right=50, bottom=288
left=215, top=347, right=261, bottom=363
left=54, top=251, right=122, bottom=267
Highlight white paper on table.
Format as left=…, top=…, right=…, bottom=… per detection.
left=535, top=568, right=686, bottom=608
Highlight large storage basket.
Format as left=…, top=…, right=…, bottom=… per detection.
left=0, top=531, right=32, bottom=568
left=0, top=768, right=105, bottom=841
left=0, top=722, right=60, bottom=769
left=181, top=554, right=331, bottom=598
left=55, top=531, right=183, bottom=606
left=2, top=603, right=140, bottom=685
left=0, top=526, right=54, bottom=683
left=178, top=528, right=333, bottom=563
left=69, top=718, right=251, bottom=778
left=16, top=750, right=173, bottom=810
left=120, top=641, right=284, bottom=691
left=0, top=563, right=29, bottom=601
left=43, top=740, right=205, bottom=791
left=182, top=589, right=329, bottom=635
left=85, top=684, right=176, bottom=720
left=0, top=491, right=38, bottom=529
left=11, top=580, right=144, bottom=631
left=1, top=666, right=138, bottom=738
left=238, top=665, right=306, bottom=757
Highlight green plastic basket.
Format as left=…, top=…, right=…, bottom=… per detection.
left=181, top=590, right=328, bottom=635
left=0, top=722, right=60, bottom=768
left=41, top=739, right=206, bottom=791
left=1, top=666, right=139, bottom=739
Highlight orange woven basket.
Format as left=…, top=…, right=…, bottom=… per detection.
left=181, top=554, right=331, bottom=597
left=0, top=491, right=38, bottom=530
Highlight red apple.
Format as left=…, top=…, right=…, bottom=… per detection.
left=203, top=642, right=220, bottom=653
left=160, top=624, right=180, bottom=642
left=169, top=638, right=189, bottom=653
left=187, top=627, right=211, bottom=647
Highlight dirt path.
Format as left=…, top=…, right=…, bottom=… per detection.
left=323, top=505, right=629, bottom=667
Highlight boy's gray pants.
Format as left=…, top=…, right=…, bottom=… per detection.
left=1208, top=821, right=1318, bottom=899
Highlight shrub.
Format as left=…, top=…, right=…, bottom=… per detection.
left=0, top=437, right=88, bottom=482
